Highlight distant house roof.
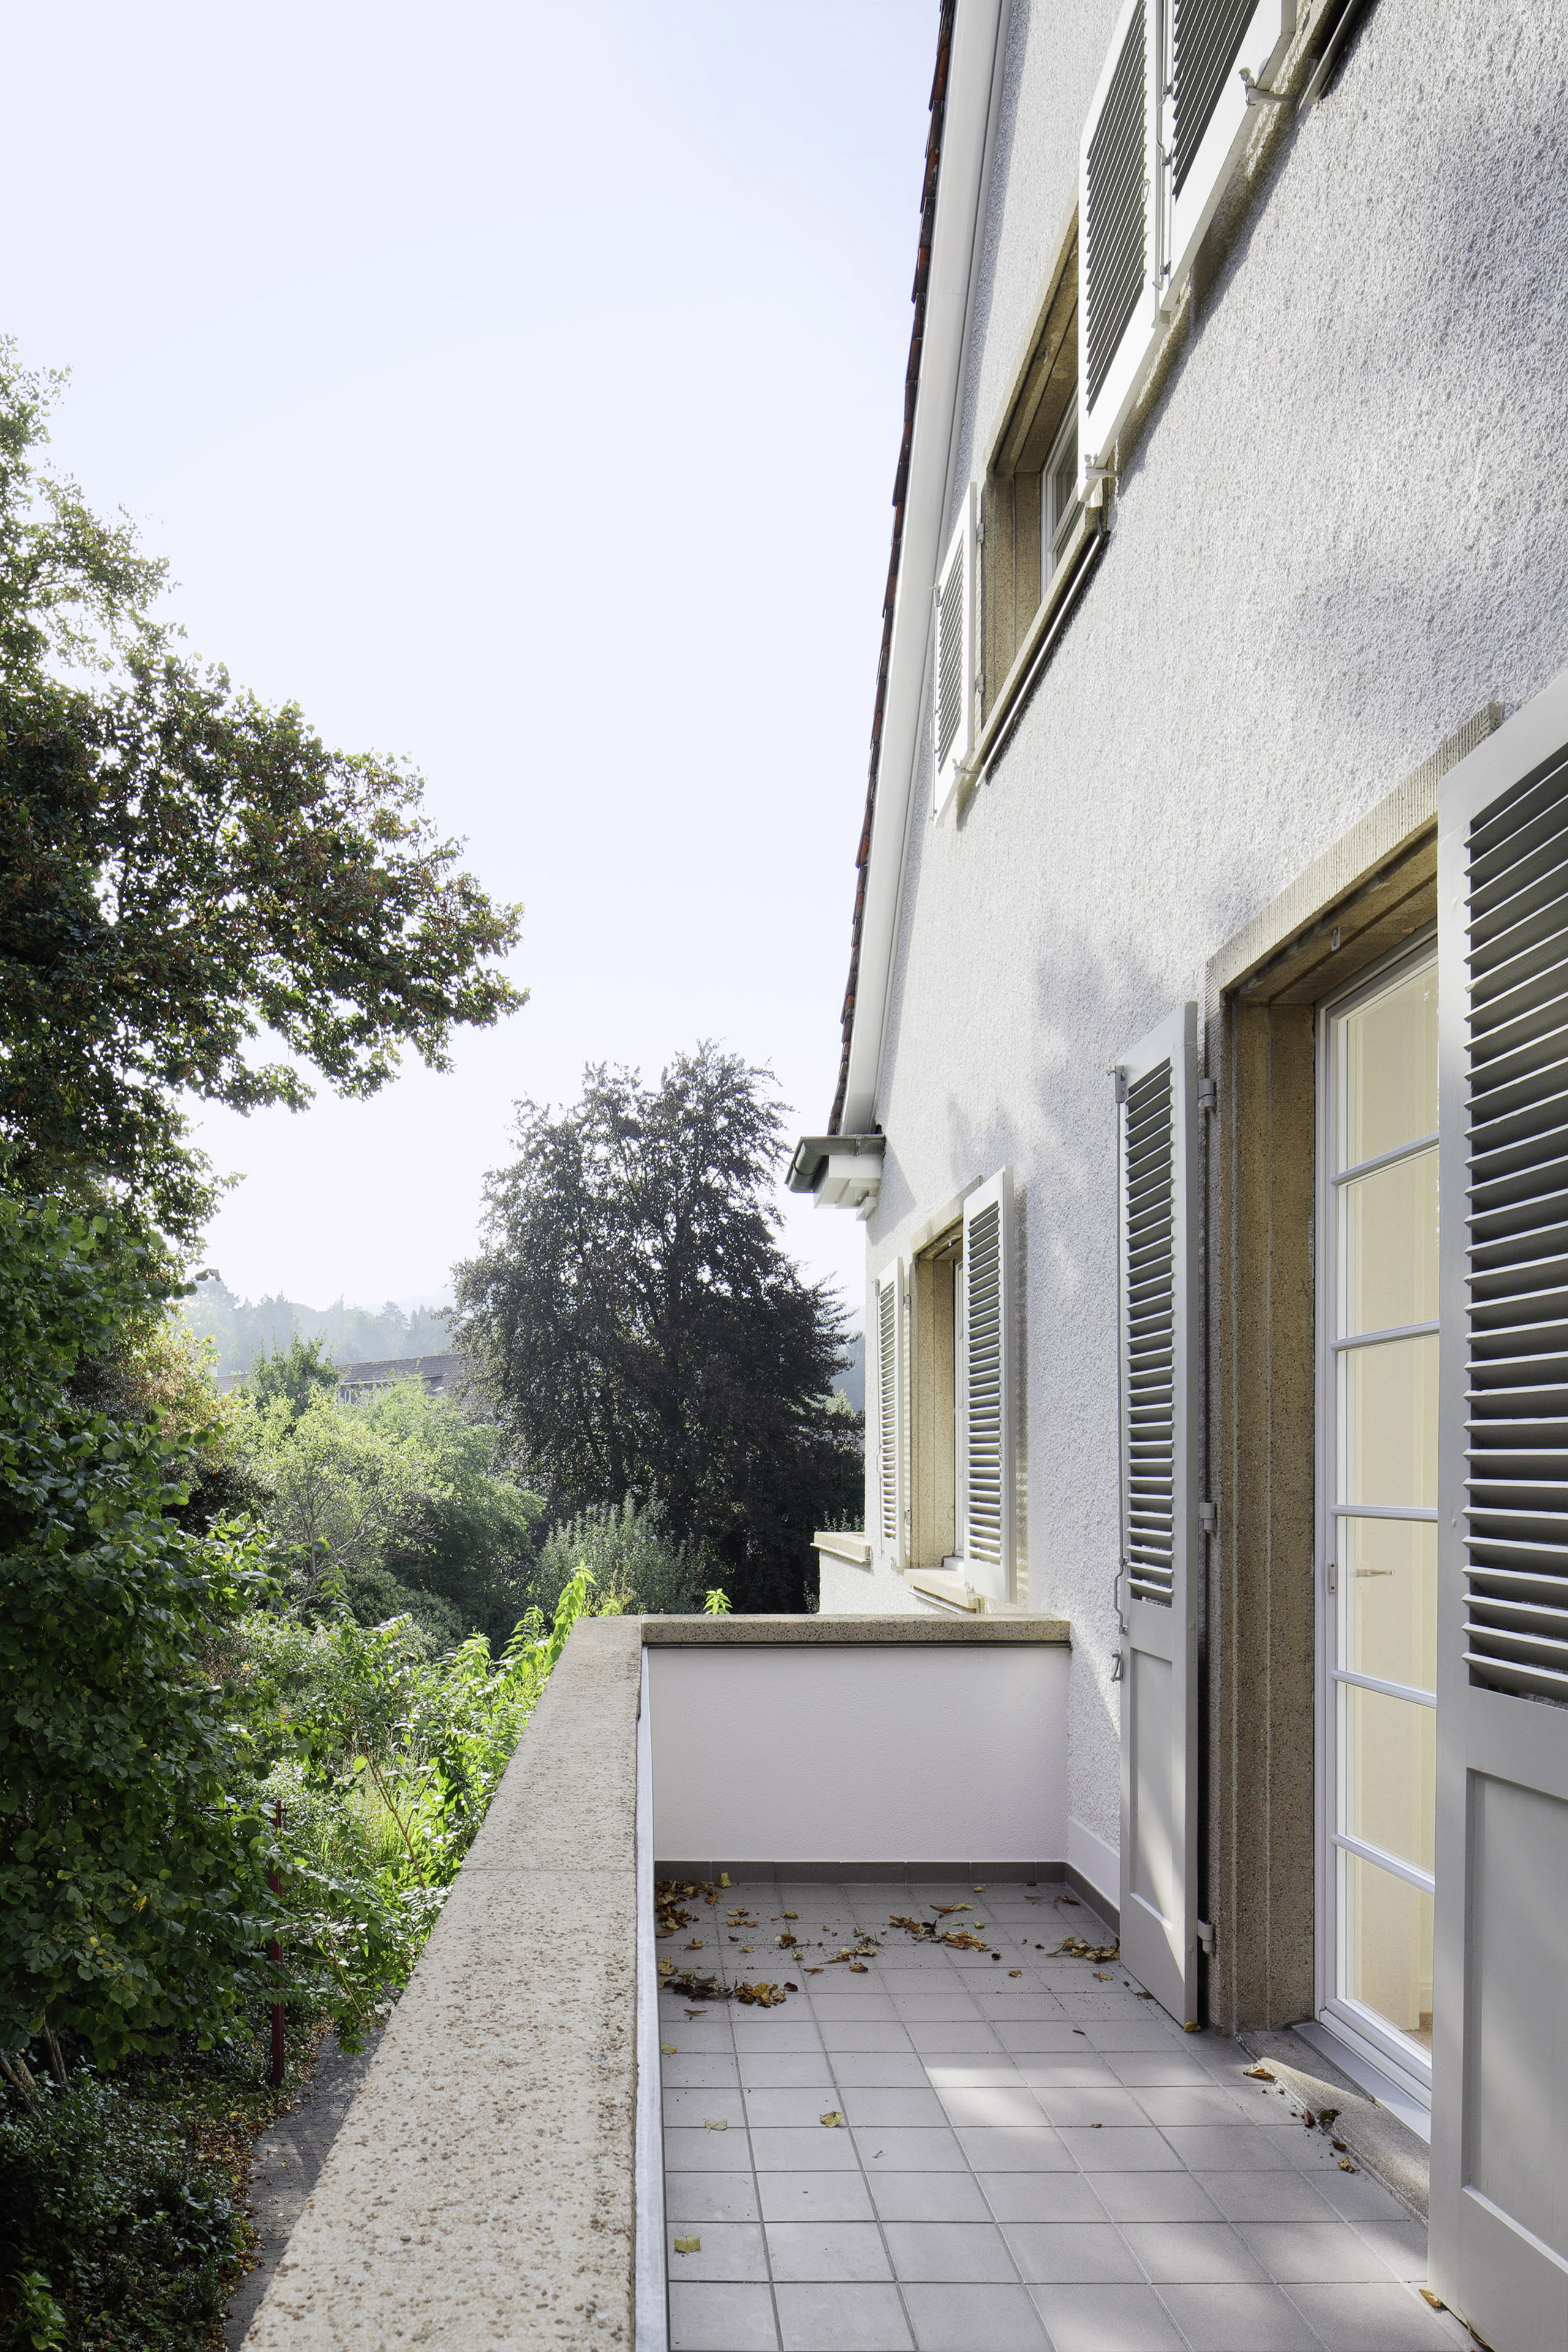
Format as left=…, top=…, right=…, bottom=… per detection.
left=336, top=1353, right=469, bottom=1397
left=216, top=1352, right=472, bottom=1399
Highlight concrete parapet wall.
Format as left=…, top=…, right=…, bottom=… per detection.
left=242, top=1614, right=644, bottom=2351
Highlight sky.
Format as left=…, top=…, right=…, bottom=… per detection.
left=1, top=0, right=937, bottom=1326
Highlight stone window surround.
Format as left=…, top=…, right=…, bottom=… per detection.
left=1201, top=704, right=1502, bottom=2038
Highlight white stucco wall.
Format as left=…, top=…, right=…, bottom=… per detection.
left=647, top=1643, right=1069, bottom=1867
left=855, top=0, right=1568, bottom=1870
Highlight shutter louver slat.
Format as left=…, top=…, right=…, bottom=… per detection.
left=1463, top=743, right=1568, bottom=1703
left=937, top=536, right=966, bottom=773
left=1171, top=0, right=1256, bottom=195
left=960, top=1171, right=1013, bottom=1598
left=1121, top=1060, right=1176, bottom=1605
left=965, top=1199, right=1004, bottom=1570
left=1085, top=0, right=1148, bottom=410
left=878, top=1272, right=899, bottom=1551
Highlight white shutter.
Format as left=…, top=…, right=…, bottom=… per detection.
left=933, top=485, right=978, bottom=817
left=1115, top=1004, right=1200, bottom=2023
left=1078, top=0, right=1162, bottom=497
left=1160, top=0, right=1293, bottom=310
left=875, top=1262, right=906, bottom=1565
left=1430, top=669, right=1568, bottom=2349
left=962, top=1171, right=1013, bottom=1605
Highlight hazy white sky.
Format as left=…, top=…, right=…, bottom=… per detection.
left=2, top=0, right=936, bottom=1322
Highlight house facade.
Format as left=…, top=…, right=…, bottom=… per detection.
left=791, top=1, right=1568, bottom=2342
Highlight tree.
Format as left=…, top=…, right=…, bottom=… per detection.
left=244, top=1333, right=339, bottom=1424
left=0, top=1196, right=280, bottom=2064
left=454, top=1046, right=862, bottom=1610
left=0, top=343, right=524, bottom=1243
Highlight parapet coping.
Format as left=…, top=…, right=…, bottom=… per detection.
left=638, top=1612, right=1071, bottom=1644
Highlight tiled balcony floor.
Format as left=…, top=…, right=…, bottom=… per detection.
left=658, top=1880, right=1466, bottom=2352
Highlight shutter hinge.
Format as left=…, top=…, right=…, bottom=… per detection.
left=1111, top=1648, right=1125, bottom=1681
left=1197, top=1075, right=1218, bottom=1114
left=1197, top=1919, right=1215, bottom=1956
left=1111, top=1065, right=1128, bottom=1105
left=1199, top=1499, right=1218, bottom=1537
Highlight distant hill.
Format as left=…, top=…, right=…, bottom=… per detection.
left=835, top=1331, right=864, bottom=1415
left=181, top=1280, right=454, bottom=1377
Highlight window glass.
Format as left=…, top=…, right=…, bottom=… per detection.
left=1341, top=1334, right=1438, bottom=1508
left=1342, top=1518, right=1438, bottom=1694
left=1338, top=963, right=1438, bottom=1167
left=1341, top=1152, right=1438, bottom=1335
left=1342, top=1684, right=1436, bottom=1870
left=1341, top=1851, right=1433, bottom=2051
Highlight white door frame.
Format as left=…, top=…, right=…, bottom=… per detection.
left=1313, top=931, right=1439, bottom=2106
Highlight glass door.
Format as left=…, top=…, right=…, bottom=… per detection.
left=1319, top=945, right=1439, bottom=2089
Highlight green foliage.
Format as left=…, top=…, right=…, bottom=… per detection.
left=456, top=1045, right=864, bottom=1610
left=0, top=1197, right=281, bottom=2065
left=702, top=1588, right=732, bottom=1616
left=230, top=1378, right=539, bottom=1639
left=230, top=1571, right=598, bottom=2040
left=0, top=341, right=524, bottom=1245
left=527, top=1497, right=708, bottom=1620
left=241, top=1334, right=337, bottom=1424
left=0, top=2076, right=240, bottom=2348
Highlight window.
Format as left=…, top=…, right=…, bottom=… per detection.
left=910, top=1231, right=963, bottom=1570
left=1319, top=943, right=1438, bottom=2085
left=980, top=215, right=1095, bottom=738
left=1043, top=406, right=1083, bottom=578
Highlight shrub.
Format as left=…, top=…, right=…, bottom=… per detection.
left=0, top=2072, right=244, bottom=2349
left=529, top=1498, right=709, bottom=1618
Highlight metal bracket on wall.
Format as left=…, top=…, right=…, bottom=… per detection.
left=1199, top=1499, right=1219, bottom=1536
left=1197, top=1919, right=1215, bottom=1955
left=1238, top=67, right=1290, bottom=107
left=1197, top=1075, right=1218, bottom=1114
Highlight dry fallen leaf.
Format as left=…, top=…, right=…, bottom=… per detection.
left=684, top=2008, right=706, bottom=2018
left=673, top=2237, right=701, bottom=2255
left=820, top=2111, right=843, bottom=2128
left=1093, top=1970, right=1112, bottom=1981
left=685, top=1940, right=704, bottom=1951
left=661, top=2043, right=677, bottom=2055
left=804, top=1967, right=823, bottom=1975
left=1009, top=1969, right=1023, bottom=1978
left=718, top=1872, right=731, bottom=1888
left=849, top=1962, right=868, bottom=1973
left=782, top=1910, right=799, bottom=1919
left=1419, top=2290, right=1445, bottom=2312
left=704, top=2119, right=728, bottom=2131
left=1244, top=2065, right=1274, bottom=2080
left=784, top=1981, right=799, bottom=1992
left=1183, top=2021, right=1202, bottom=2033
left=1339, top=2158, right=1357, bottom=2172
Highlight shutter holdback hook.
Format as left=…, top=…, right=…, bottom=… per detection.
left=1239, top=67, right=1290, bottom=106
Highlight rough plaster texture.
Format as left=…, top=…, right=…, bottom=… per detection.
left=241, top=1616, right=643, bottom=2351
left=862, top=0, right=1568, bottom=1883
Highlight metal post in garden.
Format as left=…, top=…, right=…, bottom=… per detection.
left=269, top=1800, right=284, bottom=2087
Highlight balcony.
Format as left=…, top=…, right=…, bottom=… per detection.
left=238, top=1614, right=1455, bottom=2351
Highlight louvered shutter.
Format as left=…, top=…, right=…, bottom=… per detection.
left=1078, top=0, right=1161, bottom=499
left=933, top=486, right=978, bottom=816
left=962, top=1170, right=1012, bottom=1605
left=1161, top=0, right=1292, bottom=309
left=874, top=1262, right=906, bottom=1566
left=1114, top=1005, right=1200, bottom=2024
left=1430, top=670, right=1568, bottom=2350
